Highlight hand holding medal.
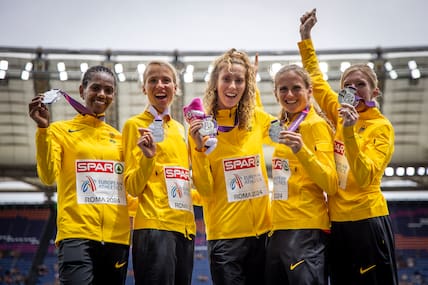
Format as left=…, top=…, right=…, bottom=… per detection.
left=183, top=97, right=218, bottom=154
left=280, top=130, right=303, bottom=154
left=28, top=93, right=50, bottom=128
left=338, top=104, right=359, bottom=127
left=137, top=128, right=156, bottom=158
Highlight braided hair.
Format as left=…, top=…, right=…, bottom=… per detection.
left=81, top=65, right=117, bottom=88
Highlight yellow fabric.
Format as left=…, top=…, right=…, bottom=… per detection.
left=126, top=195, right=139, bottom=218
left=271, top=106, right=337, bottom=231
left=191, top=188, right=203, bottom=206
left=189, top=107, right=275, bottom=240
left=298, top=39, right=395, bottom=222
left=122, top=109, right=196, bottom=238
left=36, top=114, right=131, bottom=245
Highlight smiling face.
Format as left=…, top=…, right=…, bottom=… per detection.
left=142, top=63, right=177, bottom=113
left=215, top=63, right=246, bottom=109
left=79, top=71, right=116, bottom=115
left=275, top=69, right=311, bottom=115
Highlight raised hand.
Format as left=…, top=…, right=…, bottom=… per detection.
left=253, top=52, right=259, bottom=75
left=300, top=8, right=317, bottom=40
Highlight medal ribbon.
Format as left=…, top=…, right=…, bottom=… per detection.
left=287, top=105, right=309, bottom=132
left=339, top=86, right=376, bottom=108
left=355, top=95, right=376, bottom=108
left=58, top=90, right=105, bottom=121
left=217, top=110, right=238, bottom=133
left=148, top=105, right=170, bottom=122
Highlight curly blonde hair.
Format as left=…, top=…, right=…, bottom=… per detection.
left=203, top=48, right=256, bottom=130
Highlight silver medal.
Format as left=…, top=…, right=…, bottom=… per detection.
left=42, top=89, right=62, bottom=104
left=149, top=119, right=164, bottom=142
left=199, top=117, right=217, bottom=136
left=338, top=87, right=357, bottom=107
left=269, top=120, right=282, bottom=143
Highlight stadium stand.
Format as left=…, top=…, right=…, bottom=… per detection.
left=1, top=201, right=427, bottom=285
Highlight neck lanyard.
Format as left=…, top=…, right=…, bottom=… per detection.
left=44, top=89, right=104, bottom=121
left=148, top=105, right=170, bottom=121
left=217, top=109, right=239, bottom=133
left=287, top=105, right=309, bottom=131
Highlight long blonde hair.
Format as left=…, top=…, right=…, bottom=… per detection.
left=204, top=48, right=256, bottom=130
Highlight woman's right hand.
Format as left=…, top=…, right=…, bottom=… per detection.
left=189, top=119, right=205, bottom=151
left=28, top=94, right=50, bottom=128
left=338, top=103, right=359, bottom=127
left=279, top=130, right=303, bottom=154
left=137, top=128, right=156, bottom=158
left=300, top=8, right=317, bottom=40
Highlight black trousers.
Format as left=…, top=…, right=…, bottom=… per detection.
left=265, top=229, right=329, bottom=285
left=329, top=216, right=398, bottom=285
left=208, top=233, right=267, bottom=285
left=132, top=229, right=195, bottom=285
left=58, top=238, right=129, bottom=285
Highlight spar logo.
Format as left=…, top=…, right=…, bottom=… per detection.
left=273, top=158, right=289, bottom=171
left=165, top=167, right=188, bottom=198
left=82, top=176, right=97, bottom=192
left=170, top=182, right=183, bottom=198
left=229, top=174, right=244, bottom=190
left=334, top=141, right=345, bottom=156
left=164, top=167, right=190, bottom=180
left=224, top=156, right=258, bottom=171
left=114, top=163, right=124, bottom=174
left=76, top=161, right=124, bottom=174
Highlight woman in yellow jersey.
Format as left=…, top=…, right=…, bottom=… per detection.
left=188, top=49, right=275, bottom=285
left=122, top=60, right=196, bottom=285
left=28, top=66, right=130, bottom=285
left=298, top=9, right=398, bottom=285
left=265, top=64, right=337, bottom=285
